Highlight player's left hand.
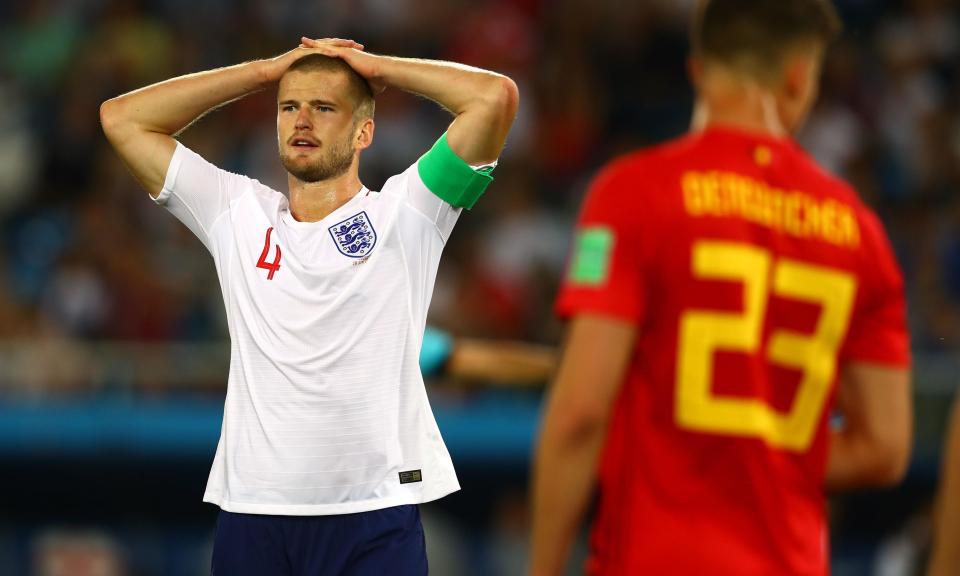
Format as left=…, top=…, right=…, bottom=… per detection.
left=299, top=37, right=386, bottom=94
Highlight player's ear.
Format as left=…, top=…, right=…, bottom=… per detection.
left=783, top=53, right=816, bottom=102
left=355, top=118, right=374, bottom=151
left=780, top=49, right=821, bottom=131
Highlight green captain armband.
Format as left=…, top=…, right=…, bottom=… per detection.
left=416, top=133, right=495, bottom=209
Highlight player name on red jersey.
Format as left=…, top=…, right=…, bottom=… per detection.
left=682, top=170, right=861, bottom=249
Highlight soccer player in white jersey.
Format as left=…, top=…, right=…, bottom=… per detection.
left=99, top=37, right=518, bottom=575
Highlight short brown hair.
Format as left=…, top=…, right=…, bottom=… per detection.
left=693, top=0, right=842, bottom=80
left=284, top=54, right=375, bottom=121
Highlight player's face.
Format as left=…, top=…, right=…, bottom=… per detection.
left=277, top=70, right=359, bottom=183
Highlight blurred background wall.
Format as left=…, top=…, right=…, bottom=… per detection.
left=0, top=0, right=958, bottom=574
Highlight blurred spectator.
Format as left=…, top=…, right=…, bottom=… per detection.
left=0, top=0, right=953, bottom=355
left=0, top=81, right=38, bottom=212
left=33, top=530, right=125, bottom=576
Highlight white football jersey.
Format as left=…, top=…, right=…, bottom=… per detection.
left=155, top=142, right=464, bottom=515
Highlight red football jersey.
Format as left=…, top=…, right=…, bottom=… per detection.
left=556, top=127, right=910, bottom=576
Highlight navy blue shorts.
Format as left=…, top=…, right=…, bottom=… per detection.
left=211, top=505, right=427, bottom=576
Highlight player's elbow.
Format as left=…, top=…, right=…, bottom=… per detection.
left=99, top=98, right=125, bottom=139
left=870, top=439, right=911, bottom=487
left=549, top=395, right=611, bottom=444
left=497, top=76, right=520, bottom=118
left=873, top=410, right=913, bottom=487
left=101, top=96, right=157, bottom=147
left=852, top=430, right=911, bottom=488
left=481, top=75, right=520, bottom=124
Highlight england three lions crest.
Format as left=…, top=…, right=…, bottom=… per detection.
left=328, top=211, right=377, bottom=258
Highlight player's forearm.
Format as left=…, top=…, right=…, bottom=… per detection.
left=929, top=498, right=960, bottom=576
left=100, top=60, right=272, bottom=140
left=824, top=428, right=909, bottom=491
left=927, top=399, right=960, bottom=576
left=449, top=340, right=557, bottom=385
left=530, top=403, right=605, bottom=575
left=929, top=548, right=960, bottom=576
left=376, top=56, right=518, bottom=163
left=376, top=56, right=513, bottom=115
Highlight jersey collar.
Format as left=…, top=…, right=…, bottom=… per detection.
left=281, top=186, right=368, bottom=230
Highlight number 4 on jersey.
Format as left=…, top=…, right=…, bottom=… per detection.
left=257, top=227, right=282, bottom=280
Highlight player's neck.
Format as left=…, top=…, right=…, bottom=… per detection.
left=287, top=169, right=364, bottom=223
left=691, top=75, right=789, bottom=140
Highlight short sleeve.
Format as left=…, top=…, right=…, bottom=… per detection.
left=153, top=142, right=245, bottom=252
left=382, top=133, right=496, bottom=242
left=840, top=210, right=911, bottom=367
left=555, top=159, right=647, bottom=324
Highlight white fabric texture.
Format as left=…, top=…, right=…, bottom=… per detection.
left=154, top=142, right=461, bottom=515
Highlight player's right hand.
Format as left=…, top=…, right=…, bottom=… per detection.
left=299, top=37, right=386, bottom=94
left=262, top=39, right=365, bottom=84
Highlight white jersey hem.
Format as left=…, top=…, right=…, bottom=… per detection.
left=204, top=483, right=460, bottom=516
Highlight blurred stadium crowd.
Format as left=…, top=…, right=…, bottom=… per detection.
left=2, top=0, right=960, bottom=383
left=0, top=0, right=959, bottom=574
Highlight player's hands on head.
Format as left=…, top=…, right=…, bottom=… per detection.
left=299, top=36, right=386, bottom=94
left=263, top=38, right=366, bottom=84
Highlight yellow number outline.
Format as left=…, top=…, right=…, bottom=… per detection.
left=676, top=241, right=857, bottom=452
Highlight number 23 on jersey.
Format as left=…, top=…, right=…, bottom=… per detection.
left=676, top=240, right=857, bottom=452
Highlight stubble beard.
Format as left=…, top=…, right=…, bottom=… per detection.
left=280, top=133, right=355, bottom=183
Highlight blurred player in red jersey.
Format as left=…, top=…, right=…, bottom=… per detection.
left=530, top=1, right=912, bottom=574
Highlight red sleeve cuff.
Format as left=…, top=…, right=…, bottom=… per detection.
left=841, top=333, right=911, bottom=368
